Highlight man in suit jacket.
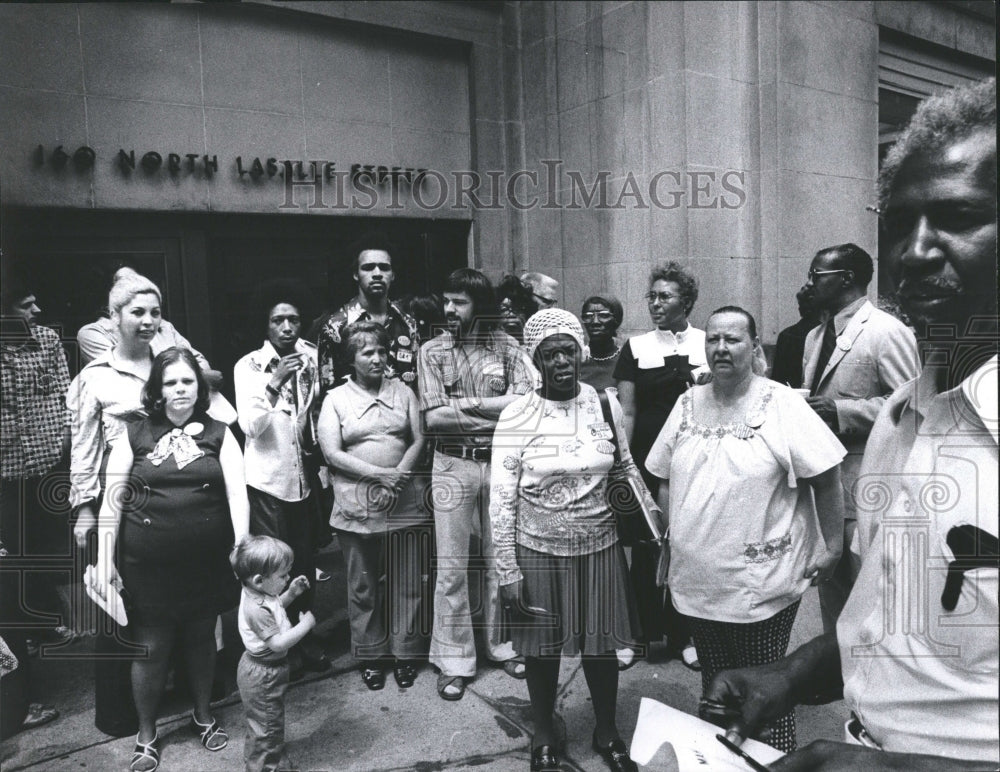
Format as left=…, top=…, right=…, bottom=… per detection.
left=801, top=243, right=919, bottom=632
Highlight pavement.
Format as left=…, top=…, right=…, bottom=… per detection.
left=1, top=540, right=844, bottom=772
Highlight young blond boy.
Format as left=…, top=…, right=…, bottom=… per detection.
left=230, top=535, right=315, bottom=772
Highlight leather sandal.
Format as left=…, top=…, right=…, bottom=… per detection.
left=191, top=714, right=228, bottom=751
left=130, top=733, right=160, bottom=772
left=436, top=673, right=466, bottom=701
left=502, top=656, right=527, bottom=679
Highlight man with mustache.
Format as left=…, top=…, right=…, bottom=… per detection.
left=315, top=232, right=420, bottom=394
left=417, top=268, right=536, bottom=701
left=705, top=77, right=997, bottom=770
left=801, top=243, right=919, bottom=633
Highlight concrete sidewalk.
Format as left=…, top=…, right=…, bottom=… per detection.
left=1, top=544, right=843, bottom=772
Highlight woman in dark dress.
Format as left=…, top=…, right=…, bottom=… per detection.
left=93, top=348, right=249, bottom=772
left=579, top=295, right=624, bottom=392
left=613, top=262, right=707, bottom=669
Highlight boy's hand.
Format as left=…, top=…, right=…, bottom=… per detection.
left=299, top=610, right=316, bottom=630
left=289, top=575, right=310, bottom=597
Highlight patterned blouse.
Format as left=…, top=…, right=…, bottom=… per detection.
left=1, top=325, right=71, bottom=479
left=489, top=384, right=641, bottom=585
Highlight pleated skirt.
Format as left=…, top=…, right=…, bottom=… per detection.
left=499, top=541, right=641, bottom=658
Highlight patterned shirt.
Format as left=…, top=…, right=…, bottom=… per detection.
left=1, top=325, right=71, bottom=479
left=316, top=298, right=420, bottom=393
left=490, top=385, right=637, bottom=584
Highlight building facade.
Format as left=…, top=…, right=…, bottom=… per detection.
left=1, top=1, right=994, bottom=380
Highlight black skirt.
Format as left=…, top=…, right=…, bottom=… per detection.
left=499, top=542, right=640, bottom=658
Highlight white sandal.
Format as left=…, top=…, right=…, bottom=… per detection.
left=191, top=714, right=228, bottom=751
left=129, top=733, right=160, bottom=772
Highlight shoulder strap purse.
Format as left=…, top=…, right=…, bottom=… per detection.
left=597, top=389, right=662, bottom=546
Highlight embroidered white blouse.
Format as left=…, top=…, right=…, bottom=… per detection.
left=645, top=381, right=845, bottom=622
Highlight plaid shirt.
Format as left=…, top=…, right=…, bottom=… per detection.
left=1, top=325, right=71, bottom=479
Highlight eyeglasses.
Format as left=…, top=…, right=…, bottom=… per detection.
left=807, top=268, right=850, bottom=282
left=359, top=262, right=392, bottom=272
left=645, top=291, right=680, bottom=304
left=533, top=293, right=557, bottom=309
left=581, top=312, right=615, bottom=322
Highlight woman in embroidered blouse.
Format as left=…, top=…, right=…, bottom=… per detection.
left=93, top=347, right=249, bottom=772
left=644, top=306, right=845, bottom=753
left=316, top=321, right=427, bottom=692
left=491, top=309, right=648, bottom=772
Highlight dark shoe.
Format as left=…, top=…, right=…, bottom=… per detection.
left=393, top=660, right=418, bottom=689
left=361, top=664, right=385, bottom=691
left=436, top=673, right=465, bottom=701
left=296, top=637, right=330, bottom=673
left=22, top=703, right=59, bottom=730
left=530, top=744, right=560, bottom=771
left=592, top=733, right=637, bottom=772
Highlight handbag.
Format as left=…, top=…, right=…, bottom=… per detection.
left=597, top=389, right=663, bottom=546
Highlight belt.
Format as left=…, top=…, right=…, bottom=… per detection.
left=436, top=443, right=491, bottom=462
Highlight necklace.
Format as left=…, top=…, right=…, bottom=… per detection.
left=589, top=346, right=621, bottom=362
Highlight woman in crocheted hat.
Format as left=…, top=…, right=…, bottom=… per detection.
left=490, top=308, right=651, bottom=772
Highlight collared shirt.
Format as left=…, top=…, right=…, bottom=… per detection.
left=840, top=356, right=998, bottom=761
left=234, top=338, right=317, bottom=502
left=77, top=316, right=210, bottom=370
left=316, top=298, right=420, bottom=393
left=1, top=325, right=71, bottom=479
left=417, top=329, right=535, bottom=445
left=323, top=376, right=425, bottom=533
left=67, top=350, right=150, bottom=507
left=237, top=586, right=292, bottom=662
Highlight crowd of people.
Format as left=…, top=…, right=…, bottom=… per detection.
left=1, top=78, right=996, bottom=772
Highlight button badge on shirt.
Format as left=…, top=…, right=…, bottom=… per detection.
left=588, top=422, right=614, bottom=440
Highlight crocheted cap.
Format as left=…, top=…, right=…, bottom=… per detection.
left=522, top=308, right=588, bottom=361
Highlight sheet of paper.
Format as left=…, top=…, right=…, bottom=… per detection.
left=84, top=564, right=129, bottom=627
left=630, top=697, right=784, bottom=771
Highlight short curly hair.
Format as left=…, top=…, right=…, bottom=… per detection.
left=648, top=261, right=699, bottom=316
left=879, top=78, right=996, bottom=210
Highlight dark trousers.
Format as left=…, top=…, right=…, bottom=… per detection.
left=0, top=474, right=72, bottom=632
left=248, top=488, right=316, bottom=619
left=628, top=473, right=691, bottom=651
left=336, top=526, right=427, bottom=662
